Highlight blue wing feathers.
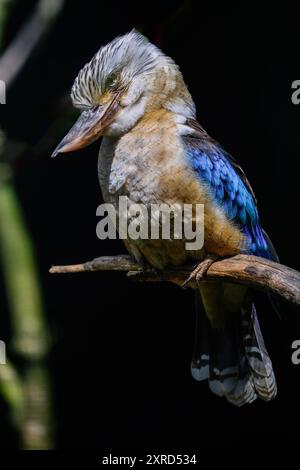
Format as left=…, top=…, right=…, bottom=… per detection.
left=183, top=132, right=276, bottom=261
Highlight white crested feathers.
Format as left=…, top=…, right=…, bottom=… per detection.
left=71, top=30, right=174, bottom=109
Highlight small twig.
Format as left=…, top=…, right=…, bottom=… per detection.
left=49, top=255, right=140, bottom=274
left=50, top=254, right=300, bottom=306
left=0, top=0, right=64, bottom=86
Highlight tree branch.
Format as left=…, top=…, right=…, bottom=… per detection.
left=49, top=254, right=300, bottom=306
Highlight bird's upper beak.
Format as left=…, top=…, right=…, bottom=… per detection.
left=51, top=93, right=121, bottom=157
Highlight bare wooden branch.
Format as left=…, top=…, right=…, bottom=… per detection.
left=49, top=254, right=300, bottom=306
left=49, top=255, right=141, bottom=273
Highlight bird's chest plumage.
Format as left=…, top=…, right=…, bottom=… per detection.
left=98, top=112, right=245, bottom=268
left=99, top=118, right=203, bottom=206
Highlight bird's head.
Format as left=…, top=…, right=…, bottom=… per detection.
left=52, top=30, right=195, bottom=157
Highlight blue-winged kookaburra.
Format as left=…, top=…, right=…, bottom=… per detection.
left=52, top=30, right=278, bottom=406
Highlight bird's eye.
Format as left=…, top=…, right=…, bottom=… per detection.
left=105, top=73, right=118, bottom=90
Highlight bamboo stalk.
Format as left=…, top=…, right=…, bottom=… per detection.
left=0, top=182, right=53, bottom=449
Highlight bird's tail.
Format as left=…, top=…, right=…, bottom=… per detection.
left=191, top=291, right=277, bottom=406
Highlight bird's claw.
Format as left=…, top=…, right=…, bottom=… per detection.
left=182, top=254, right=219, bottom=288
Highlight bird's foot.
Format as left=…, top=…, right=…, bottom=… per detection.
left=182, top=254, right=219, bottom=288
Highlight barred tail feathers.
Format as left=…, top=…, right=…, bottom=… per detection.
left=191, top=291, right=277, bottom=406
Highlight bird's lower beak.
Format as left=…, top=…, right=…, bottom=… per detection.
left=51, top=94, right=121, bottom=157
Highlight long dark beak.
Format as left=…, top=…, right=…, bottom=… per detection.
left=51, top=94, right=121, bottom=157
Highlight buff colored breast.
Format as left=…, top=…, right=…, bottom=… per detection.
left=98, top=109, right=245, bottom=269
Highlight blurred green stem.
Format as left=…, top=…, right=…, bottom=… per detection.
left=0, top=180, right=53, bottom=449
left=0, top=182, right=49, bottom=358
left=0, top=0, right=62, bottom=450
left=0, top=358, right=24, bottom=423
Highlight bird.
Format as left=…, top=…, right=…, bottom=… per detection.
left=52, top=30, right=278, bottom=406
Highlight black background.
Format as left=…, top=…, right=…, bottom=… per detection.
left=0, top=0, right=300, bottom=451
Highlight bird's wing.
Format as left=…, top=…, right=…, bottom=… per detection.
left=182, top=118, right=276, bottom=260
